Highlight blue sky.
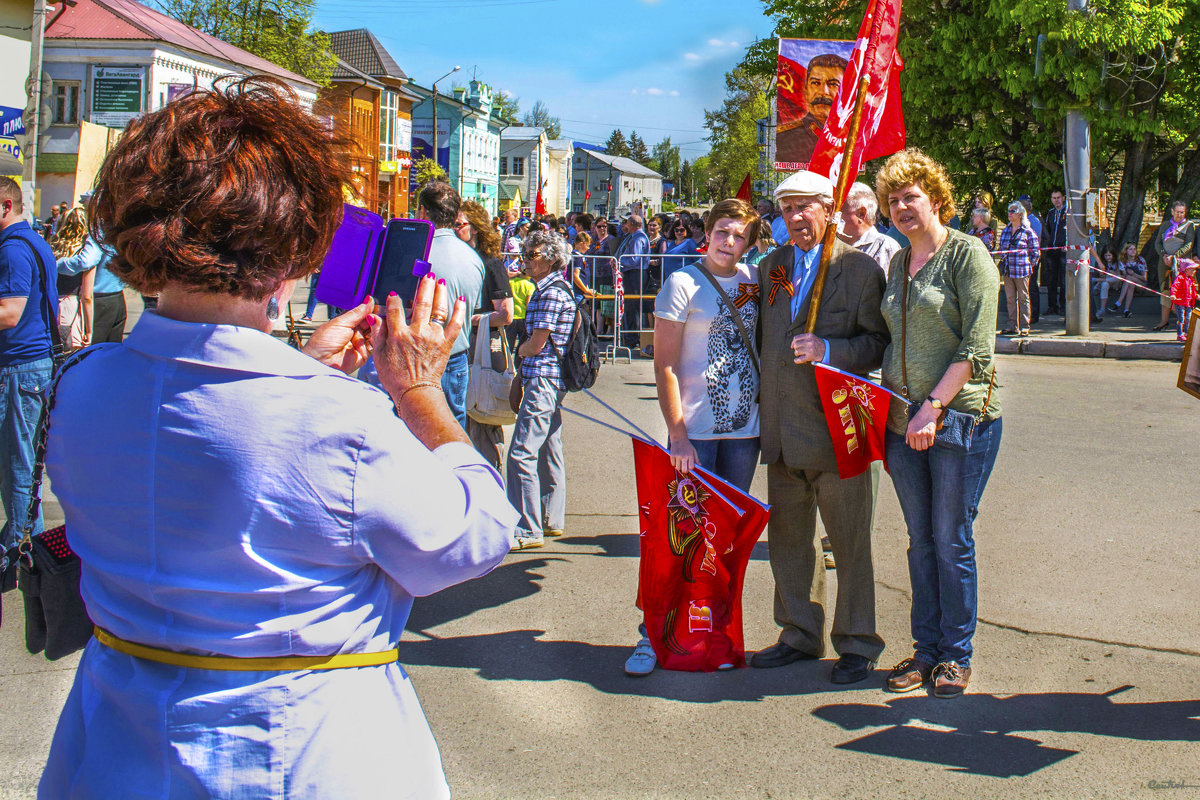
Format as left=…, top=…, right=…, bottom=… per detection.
left=311, top=0, right=777, bottom=160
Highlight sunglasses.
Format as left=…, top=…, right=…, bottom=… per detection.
left=522, top=249, right=547, bottom=259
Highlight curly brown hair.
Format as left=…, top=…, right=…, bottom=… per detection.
left=89, top=76, right=351, bottom=300
left=874, top=148, right=957, bottom=226
left=51, top=207, right=89, bottom=259
left=460, top=200, right=500, bottom=259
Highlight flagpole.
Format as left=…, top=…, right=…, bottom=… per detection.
left=804, top=0, right=887, bottom=335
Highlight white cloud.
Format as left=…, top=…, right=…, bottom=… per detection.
left=632, top=89, right=639, bottom=95
left=669, top=90, right=680, bottom=97
left=728, top=41, right=740, bottom=48
left=647, top=87, right=664, bottom=95
left=707, top=38, right=725, bottom=46
left=684, top=52, right=701, bottom=61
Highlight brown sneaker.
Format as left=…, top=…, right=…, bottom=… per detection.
left=932, top=661, right=971, bottom=698
left=885, top=657, right=933, bottom=693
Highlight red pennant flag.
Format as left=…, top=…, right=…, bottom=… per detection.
left=735, top=173, right=752, bottom=202
left=633, top=438, right=769, bottom=671
left=535, top=189, right=546, bottom=215
left=813, top=363, right=892, bottom=479
left=585, top=189, right=591, bottom=200
left=807, top=0, right=906, bottom=202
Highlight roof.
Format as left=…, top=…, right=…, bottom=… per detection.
left=330, top=56, right=383, bottom=87
left=500, top=126, right=544, bottom=141
left=328, top=29, right=407, bottom=81
left=574, top=147, right=661, bottom=179
left=498, top=182, right=521, bottom=202
left=45, top=0, right=315, bottom=88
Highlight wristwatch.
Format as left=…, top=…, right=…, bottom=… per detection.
left=928, top=397, right=945, bottom=411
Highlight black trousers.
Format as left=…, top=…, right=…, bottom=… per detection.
left=93, top=291, right=127, bottom=344
left=621, top=269, right=657, bottom=349
left=1029, top=259, right=1041, bottom=323
left=1042, top=251, right=1065, bottom=313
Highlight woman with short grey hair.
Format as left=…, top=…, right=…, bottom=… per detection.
left=998, top=201, right=1039, bottom=336
left=524, top=228, right=573, bottom=275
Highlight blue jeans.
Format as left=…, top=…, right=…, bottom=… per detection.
left=505, top=377, right=566, bottom=538
left=0, top=357, right=53, bottom=549
left=689, top=436, right=760, bottom=493
left=441, top=351, right=469, bottom=430
left=885, top=417, right=1003, bottom=669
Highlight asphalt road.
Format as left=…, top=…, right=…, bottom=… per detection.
left=2, top=355, right=1198, bottom=799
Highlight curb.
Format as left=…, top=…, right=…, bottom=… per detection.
left=999, top=336, right=1183, bottom=362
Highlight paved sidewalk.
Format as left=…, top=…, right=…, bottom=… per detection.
left=994, top=311, right=1186, bottom=361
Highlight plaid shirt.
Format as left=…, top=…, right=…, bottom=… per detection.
left=521, top=274, right=576, bottom=387
left=999, top=224, right=1039, bottom=278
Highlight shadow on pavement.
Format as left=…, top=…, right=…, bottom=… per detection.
left=560, top=532, right=769, bottom=562
left=406, top=557, right=563, bottom=634
left=399, top=628, right=880, bottom=703
left=811, top=687, right=1200, bottom=777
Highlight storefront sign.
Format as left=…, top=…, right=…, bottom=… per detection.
left=91, top=66, right=144, bottom=127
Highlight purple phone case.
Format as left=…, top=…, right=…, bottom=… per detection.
left=315, top=205, right=434, bottom=309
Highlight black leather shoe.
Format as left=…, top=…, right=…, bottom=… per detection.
left=750, top=641, right=819, bottom=669
left=830, top=653, right=877, bottom=684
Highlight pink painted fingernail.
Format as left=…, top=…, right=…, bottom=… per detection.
left=388, top=291, right=398, bottom=298
left=427, top=272, right=436, bottom=280
left=367, top=316, right=378, bottom=327
left=437, top=278, right=446, bottom=286
left=458, top=295, right=465, bottom=303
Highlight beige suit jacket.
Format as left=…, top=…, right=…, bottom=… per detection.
left=756, top=239, right=890, bottom=473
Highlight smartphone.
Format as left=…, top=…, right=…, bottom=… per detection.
left=371, top=219, right=435, bottom=305
left=315, top=204, right=433, bottom=310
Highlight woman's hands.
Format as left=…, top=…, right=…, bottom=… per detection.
left=371, top=273, right=466, bottom=404
left=905, top=400, right=940, bottom=451
left=302, top=298, right=376, bottom=374
left=669, top=436, right=700, bottom=475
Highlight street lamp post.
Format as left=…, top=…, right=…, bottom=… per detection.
left=430, top=65, right=460, bottom=177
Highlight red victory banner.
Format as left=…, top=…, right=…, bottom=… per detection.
left=632, top=438, right=769, bottom=671
left=806, top=0, right=906, bottom=201
left=813, top=363, right=895, bottom=479
left=774, top=38, right=856, bottom=171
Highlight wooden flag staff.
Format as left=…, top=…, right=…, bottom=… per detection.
left=803, top=0, right=887, bottom=334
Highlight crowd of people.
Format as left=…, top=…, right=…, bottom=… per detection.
left=0, top=76, right=1194, bottom=797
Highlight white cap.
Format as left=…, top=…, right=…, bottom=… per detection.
left=774, top=170, right=834, bottom=205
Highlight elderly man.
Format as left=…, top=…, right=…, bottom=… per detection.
left=1154, top=200, right=1195, bottom=331
left=753, top=170, right=889, bottom=684
left=776, top=54, right=848, bottom=167
left=838, top=182, right=901, bottom=274
left=616, top=213, right=651, bottom=351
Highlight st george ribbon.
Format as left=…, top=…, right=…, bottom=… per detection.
left=632, top=438, right=769, bottom=671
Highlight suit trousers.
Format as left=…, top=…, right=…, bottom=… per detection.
left=1028, top=259, right=1041, bottom=323
left=1042, top=251, right=1065, bottom=313
left=765, top=460, right=884, bottom=660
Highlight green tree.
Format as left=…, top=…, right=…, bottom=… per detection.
left=522, top=99, right=562, bottom=139
left=628, top=131, right=651, bottom=165
left=703, top=66, right=768, bottom=199
left=604, top=129, right=631, bottom=157
left=155, top=0, right=335, bottom=84
left=650, top=136, right=682, bottom=185
left=493, top=91, right=521, bottom=125
left=412, top=157, right=448, bottom=190
left=746, top=0, right=1198, bottom=245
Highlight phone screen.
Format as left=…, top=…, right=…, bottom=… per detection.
left=315, top=205, right=384, bottom=310
left=371, top=219, right=434, bottom=305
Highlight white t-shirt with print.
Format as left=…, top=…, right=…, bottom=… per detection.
left=654, top=262, right=760, bottom=439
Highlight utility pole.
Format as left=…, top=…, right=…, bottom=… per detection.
left=21, top=0, right=48, bottom=221
left=430, top=66, right=460, bottom=181
left=1064, top=0, right=1091, bottom=336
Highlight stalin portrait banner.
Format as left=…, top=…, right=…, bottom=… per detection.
left=775, top=38, right=856, bottom=172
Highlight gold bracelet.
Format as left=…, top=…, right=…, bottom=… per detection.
left=396, top=380, right=442, bottom=407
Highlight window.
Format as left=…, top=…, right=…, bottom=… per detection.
left=512, top=157, right=524, bottom=176
left=379, top=90, right=398, bottom=161
left=573, top=203, right=583, bottom=213
left=573, top=179, right=584, bottom=192
left=51, top=82, right=80, bottom=126
left=500, top=156, right=508, bottom=175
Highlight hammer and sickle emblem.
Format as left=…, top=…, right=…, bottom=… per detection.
left=681, top=484, right=697, bottom=507
left=778, top=72, right=795, bottom=95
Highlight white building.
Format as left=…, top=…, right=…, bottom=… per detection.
left=572, top=147, right=662, bottom=218
left=499, top=126, right=547, bottom=214
left=37, top=0, right=317, bottom=212
left=544, top=138, right=573, bottom=218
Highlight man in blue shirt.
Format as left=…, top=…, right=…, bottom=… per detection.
left=0, top=177, right=59, bottom=548
left=616, top=214, right=651, bottom=351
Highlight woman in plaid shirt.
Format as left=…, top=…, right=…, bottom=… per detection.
left=998, top=201, right=1039, bottom=336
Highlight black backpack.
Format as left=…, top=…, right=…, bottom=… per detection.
left=543, top=279, right=601, bottom=391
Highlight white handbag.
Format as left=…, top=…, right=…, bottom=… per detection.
left=466, top=315, right=518, bottom=426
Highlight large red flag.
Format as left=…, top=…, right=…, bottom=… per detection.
left=632, top=438, right=769, bottom=671
left=535, top=188, right=547, bottom=215
left=813, top=363, right=893, bottom=479
left=807, top=0, right=905, bottom=202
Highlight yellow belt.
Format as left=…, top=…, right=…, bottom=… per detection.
left=93, top=627, right=399, bottom=672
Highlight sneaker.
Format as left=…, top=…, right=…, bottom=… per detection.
left=511, top=534, right=544, bottom=551
left=885, top=656, right=934, bottom=693
left=1108, top=304, right=1121, bottom=313
left=932, top=660, right=971, bottom=698
left=624, top=638, right=657, bottom=676
left=1019, top=329, right=1031, bottom=336
left=543, top=528, right=564, bottom=537
left=1123, top=310, right=1133, bottom=318
left=300, top=315, right=313, bottom=322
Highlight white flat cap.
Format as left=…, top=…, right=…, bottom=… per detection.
left=774, top=170, right=834, bottom=204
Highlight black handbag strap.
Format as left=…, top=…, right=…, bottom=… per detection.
left=692, top=264, right=760, bottom=377
left=900, top=249, right=995, bottom=423
left=17, top=236, right=65, bottom=371
left=17, top=348, right=102, bottom=557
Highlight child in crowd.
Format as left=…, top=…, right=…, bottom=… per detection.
left=1171, top=258, right=1199, bottom=342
